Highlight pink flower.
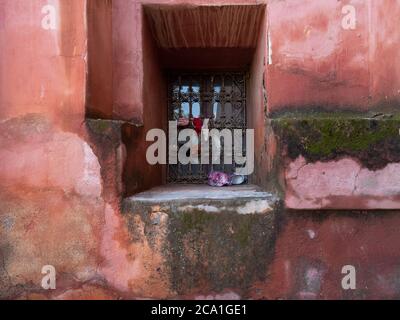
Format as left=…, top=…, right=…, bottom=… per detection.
left=208, top=171, right=231, bottom=187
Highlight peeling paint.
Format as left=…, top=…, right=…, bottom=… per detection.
left=286, top=156, right=400, bottom=209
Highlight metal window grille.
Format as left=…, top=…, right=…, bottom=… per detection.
left=167, top=72, right=247, bottom=184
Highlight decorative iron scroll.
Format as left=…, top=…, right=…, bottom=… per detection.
left=167, top=73, right=247, bottom=184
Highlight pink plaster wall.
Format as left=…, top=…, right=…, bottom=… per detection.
left=86, top=0, right=113, bottom=119
left=89, top=0, right=400, bottom=120
left=112, top=0, right=144, bottom=122
left=0, top=0, right=90, bottom=194
left=285, top=156, right=400, bottom=210
left=107, top=0, right=265, bottom=123
left=247, top=6, right=269, bottom=186
left=266, top=0, right=400, bottom=114
left=0, top=0, right=107, bottom=299
left=251, top=211, right=400, bottom=300
left=122, top=8, right=166, bottom=196
left=369, top=0, right=400, bottom=106
left=1, top=0, right=400, bottom=300
left=0, top=0, right=86, bottom=127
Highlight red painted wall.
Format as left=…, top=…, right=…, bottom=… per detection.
left=266, top=0, right=400, bottom=114
left=1, top=0, right=400, bottom=300
left=3, top=1, right=400, bottom=125
left=0, top=0, right=86, bottom=127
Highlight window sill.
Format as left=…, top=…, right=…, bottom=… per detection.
left=123, top=184, right=281, bottom=215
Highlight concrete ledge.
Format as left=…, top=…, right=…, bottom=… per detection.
left=124, top=184, right=280, bottom=214
left=121, top=185, right=282, bottom=297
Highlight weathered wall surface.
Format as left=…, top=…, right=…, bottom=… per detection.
left=271, top=117, right=400, bottom=209
left=266, top=0, right=400, bottom=114
left=1, top=0, right=400, bottom=300
left=0, top=0, right=103, bottom=299
left=0, top=0, right=86, bottom=127
left=86, top=0, right=113, bottom=119
left=251, top=211, right=400, bottom=300
left=262, top=0, right=400, bottom=210
left=121, top=8, right=166, bottom=196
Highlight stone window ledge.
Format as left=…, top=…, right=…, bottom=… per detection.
left=123, top=184, right=281, bottom=215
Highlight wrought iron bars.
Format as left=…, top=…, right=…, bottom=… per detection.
left=168, top=73, right=247, bottom=184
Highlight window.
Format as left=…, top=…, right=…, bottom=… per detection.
left=167, top=72, right=247, bottom=183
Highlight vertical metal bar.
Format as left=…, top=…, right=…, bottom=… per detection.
left=178, top=76, right=182, bottom=118
left=221, top=74, right=226, bottom=123
left=210, top=75, right=214, bottom=175
left=177, top=75, right=182, bottom=182
left=198, top=75, right=203, bottom=181
left=189, top=76, right=193, bottom=179
left=189, top=76, right=193, bottom=125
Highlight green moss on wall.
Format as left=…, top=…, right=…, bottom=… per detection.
left=166, top=208, right=279, bottom=295
left=86, top=119, right=113, bottom=134
left=178, top=211, right=216, bottom=234
left=272, top=117, right=400, bottom=170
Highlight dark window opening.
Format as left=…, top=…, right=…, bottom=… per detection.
left=167, top=72, right=247, bottom=184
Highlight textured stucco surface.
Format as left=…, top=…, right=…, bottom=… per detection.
left=270, top=117, right=400, bottom=209
left=286, top=156, right=400, bottom=209
left=1, top=0, right=400, bottom=300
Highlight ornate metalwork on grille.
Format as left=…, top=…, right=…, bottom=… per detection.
left=167, top=73, right=247, bottom=184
